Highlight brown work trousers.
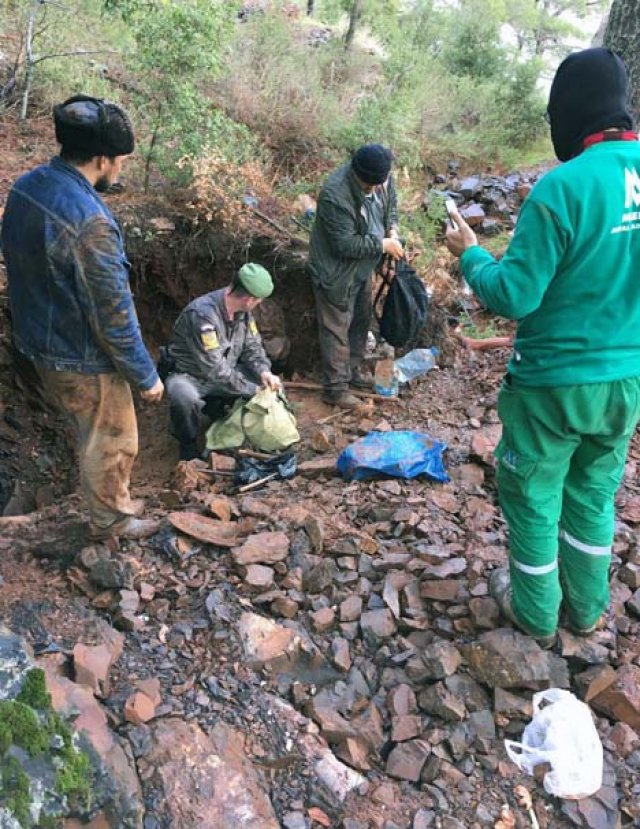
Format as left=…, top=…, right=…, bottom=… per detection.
left=38, top=368, right=138, bottom=534
left=313, top=274, right=373, bottom=392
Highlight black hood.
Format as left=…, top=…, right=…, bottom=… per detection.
left=547, top=47, right=633, bottom=162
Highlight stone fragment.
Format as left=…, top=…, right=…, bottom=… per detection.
left=460, top=203, right=485, bottom=226
left=386, top=684, right=418, bottom=716
left=310, top=607, right=336, bottom=633
left=238, top=612, right=299, bottom=672
left=493, top=688, right=533, bottom=720
left=73, top=629, right=124, bottom=698
left=298, top=456, right=338, bottom=478
left=444, top=674, right=490, bottom=713
left=419, top=641, right=461, bottom=679
left=335, top=736, right=371, bottom=772
left=168, top=512, right=239, bottom=546
left=139, top=582, right=155, bottom=602
left=627, top=588, right=640, bottom=616
left=271, top=596, right=299, bottom=618
left=558, top=629, right=609, bottom=664
left=340, top=596, right=363, bottom=622
left=304, top=515, right=325, bottom=553
left=283, top=811, right=306, bottom=829
left=418, top=682, right=467, bottom=722
left=468, top=597, right=499, bottom=630
left=145, top=719, right=279, bottom=828
left=618, top=562, right=640, bottom=589
left=591, top=664, right=640, bottom=730
left=303, top=559, right=337, bottom=593
left=208, top=453, right=236, bottom=473
left=232, top=531, right=290, bottom=565
left=386, top=739, right=431, bottom=781
left=243, top=564, right=275, bottom=590
left=420, top=580, right=463, bottom=602
left=463, top=628, right=564, bottom=688
left=310, top=426, right=334, bottom=453
left=413, top=809, right=435, bottom=829
left=573, top=664, right=618, bottom=704
left=136, top=678, right=162, bottom=707
left=307, top=695, right=356, bottom=743
left=608, top=722, right=640, bottom=758
left=124, top=691, right=156, bottom=725
left=351, top=702, right=385, bottom=751
left=360, top=609, right=397, bottom=644
left=331, top=638, right=351, bottom=673
left=391, top=714, right=422, bottom=742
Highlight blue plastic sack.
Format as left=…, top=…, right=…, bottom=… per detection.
left=337, top=431, right=449, bottom=482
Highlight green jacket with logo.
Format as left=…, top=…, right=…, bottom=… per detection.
left=308, top=164, right=398, bottom=308
left=461, top=139, right=640, bottom=386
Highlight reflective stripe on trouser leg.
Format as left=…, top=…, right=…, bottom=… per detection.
left=558, top=528, right=612, bottom=630
left=496, top=460, right=563, bottom=639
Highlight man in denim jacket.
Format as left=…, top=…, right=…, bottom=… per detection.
left=1, top=95, right=163, bottom=540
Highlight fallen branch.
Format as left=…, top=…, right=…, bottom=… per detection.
left=237, top=472, right=278, bottom=493
left=457, top=333, right=513, bottom=351
left=318, top=409, right=350, bottom=424
left=283, top=380, right=399, bottom=403
left=237, top=448, right=276, bottom=461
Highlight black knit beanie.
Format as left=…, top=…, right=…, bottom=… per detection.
left=54, top=95, right=135, bottom=157
left=351, top=144, right=393, bottom=185
left=547, top=48, right=633, bottom=162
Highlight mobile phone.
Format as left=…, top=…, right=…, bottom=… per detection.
left=445, top=198, right=458, bottom=230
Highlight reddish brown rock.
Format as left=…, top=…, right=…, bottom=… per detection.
left=145, top=719, right=279, bottom=828
left=360, top=608, right=397, bottom=643
left=310, top=607, right=336, bottom=633
left=418, top=682, right=467, bottom=722
left=574, top=664, right=618, bottom=703
left=233, top=531, right=290, bottom=565
left=73, top=639, right=122, bottom=698
left=334, top=736, right=371, bottom=772
left=386, top=739, right=431, bottom=781
left=391, top=714, right=422, bottom=742
left=298, top=456, right=338, bottom=478
left=420, top=580, right=464, bottom=602
left=43, top=666, right=142, bottom=827
left=331, top=638, right=352, bottom=673
left=238, top=612, right=299, bottom=672
left=243, top=564, right=275, bottom=590
left=136, top=677, right=162, bottom=707
left=591, top=664, right=640, bottom=730
left=386, top=684, right=418, bottom=717
left=271, top=596, right=299, bottom=619
left=124, top=691, right=156, bottom=725
left=420, top=641, right=462, bottom=679
left=469, top=597, right=499, bottom=630
left=340, top=595, right=363, bottom=622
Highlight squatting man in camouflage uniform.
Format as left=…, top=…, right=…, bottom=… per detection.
left=165, top=263, right=281, bottom=460
left=1, top=95, right=164, bottom=541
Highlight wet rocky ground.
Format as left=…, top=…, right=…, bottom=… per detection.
left=1, top=340, right=639, bottom=829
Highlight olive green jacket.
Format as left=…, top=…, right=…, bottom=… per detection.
left=307, top=164, right=398, bottom=308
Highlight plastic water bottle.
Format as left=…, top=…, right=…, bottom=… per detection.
left=395, top=347, right=439, bottom=384
left=374, top=345, right=399, bottom=397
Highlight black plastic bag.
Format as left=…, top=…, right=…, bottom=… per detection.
left=234, top=451, right=297, bottom=487
left=376, top=258, right=429, bottom=348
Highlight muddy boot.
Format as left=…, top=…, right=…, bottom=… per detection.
left=489, top=567, right=557, bottom=650
left=90, top=517, right=162, bottom=541
left=350, top=366, right=374, bottom=391
left=322, top=390, right=361, bottom=409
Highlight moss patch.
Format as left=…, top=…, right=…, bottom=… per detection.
left=0, top=669, right=93, bottom=826
left=1, top=756, right=31, bottom=827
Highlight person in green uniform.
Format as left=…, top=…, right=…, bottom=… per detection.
left=446, top=47, right=640, bottom=648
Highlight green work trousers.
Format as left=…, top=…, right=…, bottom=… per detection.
left=495, top=375, right=640, bottom=638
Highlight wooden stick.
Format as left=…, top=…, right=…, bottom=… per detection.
left=318, top=409, right=350, bottom=424
left=237, top=472, right=278, bottom=493
left=237, top=448, right=275, bottom=461
left=283, top=380, right=398, bottom=403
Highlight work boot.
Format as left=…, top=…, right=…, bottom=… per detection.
left=90, top=517, right=162, bottom=541
left=322, top=390, right=361, bottom=409
left=350, top=366, right=374, bottom=391
left=489, top=567, right=557, bottom=650
left=179, top=441, right=200, bottom=461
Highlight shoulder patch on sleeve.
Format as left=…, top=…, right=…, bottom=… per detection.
left=200, top=326, right=219, bottom=350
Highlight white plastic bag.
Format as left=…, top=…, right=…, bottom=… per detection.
left=504, top=688, right=603, bottom=800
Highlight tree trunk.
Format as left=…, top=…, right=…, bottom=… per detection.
left=19, top=1, right=37, bottom=120
left=344, top=0, right=364, bottom=51
left=306, top=0, right=315, bottom=15
left=604, top=0, right=640, bottom=124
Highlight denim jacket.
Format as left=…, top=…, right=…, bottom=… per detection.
left=0, top=157, right=158, bottom=390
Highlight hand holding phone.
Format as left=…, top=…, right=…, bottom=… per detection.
left=445, top=198, right=459, bottom=230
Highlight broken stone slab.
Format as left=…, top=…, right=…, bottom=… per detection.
left=334, top=736, right=371, bottom=772
left=144, top=719, right=279, bottom=828
left=340, top=595, right=363, bottom=622
left=238, top=612, right=299, bottom=672
left=298, top=456, right=339, bottom=478
left=418, top=682, right=467, bottom=722
left=73, top=628, right=124, bottom=698
left=419, top=641, right=462, bottom=680
left=360, top=609, right=397, bottom=645
left=43, top=665, right=143, bottom=828
left=243, top=564, right=275, bottom=590
left=168, top=512, right=240, bottom=547
left=462, top=628, right=568, bottom=689
left=386, top=738, right=431, bottom=781
left=391, top=714, right=422, bottom=742
left=0, top=625, right=35, bottom=699
left=591, top=664, right=640, bottom=730
left=560, top=754, right=619, bottom=829
left=124, top=691, right=156, bottom=725
left=468, top=597, right=499, bottom=630
left=558, top=629, right=610, bottom=664
left=331, top=638, right=352, bottom=673
left=386, top=684, right=418, bottom=717
left=310, top=607, right=336, bottom=633
left=232, top=531, right=290, bottom=565
left=420, top=580, right=464, bottom=602
left=493, top=688, right=533, bottom=720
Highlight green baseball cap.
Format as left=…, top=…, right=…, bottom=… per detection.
left=238, top=263, right=274, bottom=298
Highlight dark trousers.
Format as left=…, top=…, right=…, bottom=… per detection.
left=165, top=373, right=231, bottom=454
left=313, top=274, right=373, bottom=392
